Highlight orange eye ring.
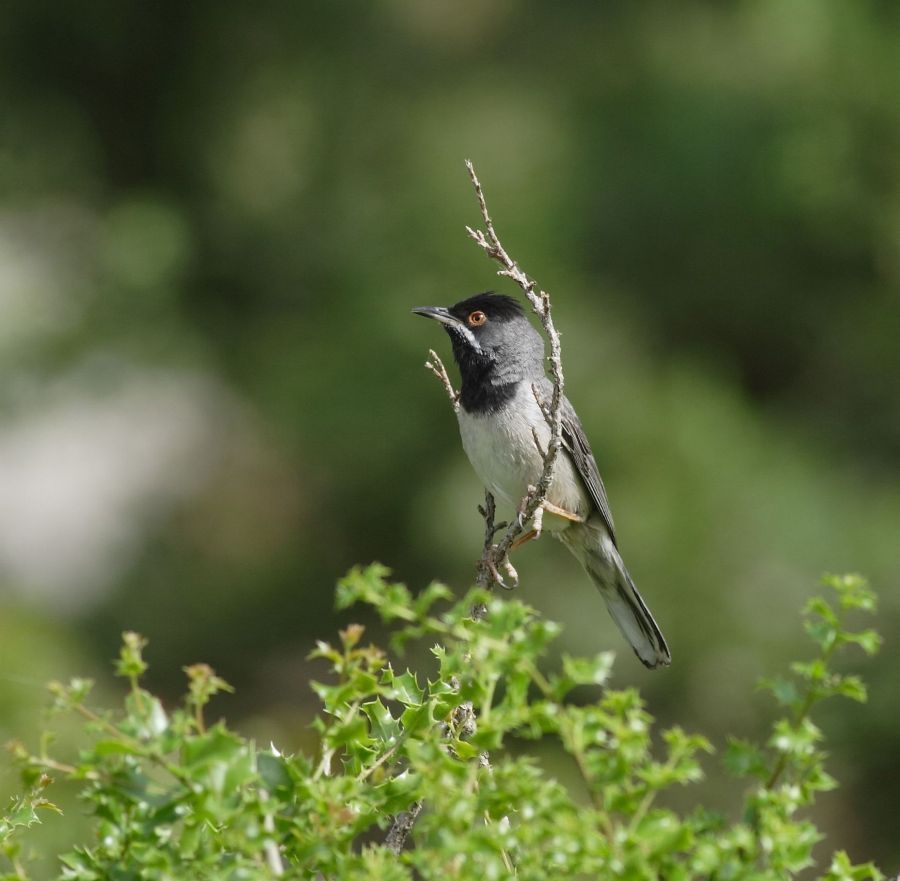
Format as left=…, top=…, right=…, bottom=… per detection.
left=468, top=310, right=487, bottom=327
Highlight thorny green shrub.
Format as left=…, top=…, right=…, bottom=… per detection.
left=0, top=569, right=887, bottom=880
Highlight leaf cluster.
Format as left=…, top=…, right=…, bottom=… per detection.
left=1, top=569, right=885, bottom=880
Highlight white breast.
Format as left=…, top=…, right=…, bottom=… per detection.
left=456, top=383, right=588, bottom=526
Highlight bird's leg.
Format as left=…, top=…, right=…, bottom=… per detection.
left=510, top=498, right=582, bottom=550
left=541, top=501, right=585, bottom=523
left=509, top=528, right=538, bottom=551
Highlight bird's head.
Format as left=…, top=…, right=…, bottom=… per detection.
left=412, top=292, right=544, bottom=384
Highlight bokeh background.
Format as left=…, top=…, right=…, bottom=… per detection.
left=1, top=0, right=898, bottom=874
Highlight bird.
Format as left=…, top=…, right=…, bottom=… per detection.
left=413, top=291, right=670, bottom=669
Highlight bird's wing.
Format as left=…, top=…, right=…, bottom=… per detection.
left=557, top=393, right=618, bottom=546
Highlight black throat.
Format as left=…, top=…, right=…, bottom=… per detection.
left=450, top=337, right=518, bottom=415
left=459, top=376, right=518, bottom=414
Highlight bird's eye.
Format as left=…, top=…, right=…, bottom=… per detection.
left=468, top=310, right=487, bottom=327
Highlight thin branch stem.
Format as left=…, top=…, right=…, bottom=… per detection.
left=474, top=491, right=504, bottom=609
left=259, top=788, right=284, bottom=876
left=765, top=637, right=839, bottom=790
left=385, top=801, right=423, bottom=855
left=425, top=349, right=459, bottom=412
left=27, top=756, right=83, bottom=777
left=464, top=158, right=566, bottom=589
left=67, top=701, right=193, bottom=787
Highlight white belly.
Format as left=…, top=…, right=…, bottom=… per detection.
left=456, top=384, right=588, bottom=527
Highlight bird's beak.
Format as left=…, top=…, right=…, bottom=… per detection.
left=411, top=305, right=461, bottom=328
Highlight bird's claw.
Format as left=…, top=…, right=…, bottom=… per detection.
left=531, top=504, right=544, bottom=540
left=480, top=546, right=519, bottom=591
left=515, top=508, right=528, bottom=532
left=501, top=557, right=519, bottom=588
left=485, top=557, right=507, bottom=589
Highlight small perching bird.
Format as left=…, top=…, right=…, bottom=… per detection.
left=413, top=292, right=670, bottom=669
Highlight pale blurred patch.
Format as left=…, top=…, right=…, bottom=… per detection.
left=0, top=202, right=92, bottom=351
left=205, top=82, right=316, bottom=217
left=385, top=0, right=514, bottom=48
left=0, top=361, right=285, bottom=611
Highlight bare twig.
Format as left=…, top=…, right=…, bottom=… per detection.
left=259, top=788, right=284, bottom=876
left=473, top=491, right=503, bottom=619
left=465, top=158, right=565, bottom=589
left=385, top=801, right=423, bottom=855
left=425, top=349, right=459, bottom=412
left=531, top=381, right=553, bottom=424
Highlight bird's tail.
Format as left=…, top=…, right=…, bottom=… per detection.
left=562, top=521, right=671, bottom=669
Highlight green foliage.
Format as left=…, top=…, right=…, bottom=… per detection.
left=3, top=1, right=900, bottom=864
left=1, top=569, right=885, bottom=879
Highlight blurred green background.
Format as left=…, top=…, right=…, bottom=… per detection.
left=1, top=0, right=898, bottom=873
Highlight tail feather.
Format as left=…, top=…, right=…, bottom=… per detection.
left=562, top=522, right=671, bottom=669
left=601, top=564, right=671, bottom=669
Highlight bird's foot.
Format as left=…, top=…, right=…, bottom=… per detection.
left=514, top=506, right=528, bottom=532
left=485, top=555, right=504, bottom=587
left=501, top=556, right=519, bottom=588
left=514, top=490, right=539, bottom=534
left=532, top=503, right=544, bottom=539
left=478, top=544, right=519, bottom=591
left=483, top=554, right=509, bottom=590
